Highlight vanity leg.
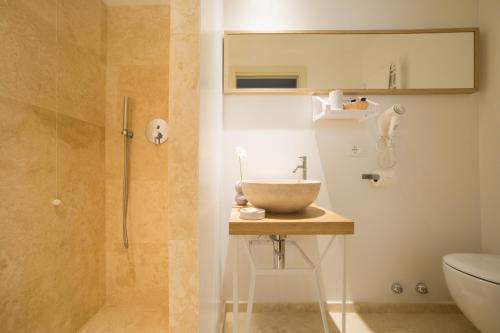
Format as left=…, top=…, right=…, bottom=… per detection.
left=314, top=268, right=330, bottom=333
left=311, top=235, right=336, bottom=333
left=233, top=237, right=239, bottom=333
left=342, top=235, right=346, bottom=333
left=245, top=266, right=256, bottom=333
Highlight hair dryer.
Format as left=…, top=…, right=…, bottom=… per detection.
left=377, top=104, right=405, bottom=168
left=378, top=104, right=405, bottom=139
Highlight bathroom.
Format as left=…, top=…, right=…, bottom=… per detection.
left=0, top=0, right=499, bottom=332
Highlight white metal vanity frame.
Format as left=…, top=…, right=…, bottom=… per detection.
left=229, top=205, right=354, bottom=333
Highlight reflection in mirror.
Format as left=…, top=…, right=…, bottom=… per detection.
left=224, top=29, right=478, bottom=94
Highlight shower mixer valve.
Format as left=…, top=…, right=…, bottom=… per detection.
left=145, top=118, right=169, bottom=145
left=154, top=127, right=163, bottom=144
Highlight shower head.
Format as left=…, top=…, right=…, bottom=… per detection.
left=122, top=96, right=133, bottom=138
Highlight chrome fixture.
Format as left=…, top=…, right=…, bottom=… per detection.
left=242, top=235, right=340, bottom=332
left=415, top=282, right=429, bottom=294
left=391, top=282, right=403, bottom=294
left=270, top=235, right=286, bottom=269
left=145, top=118, right=169, bottom=145
left=292, top=156, right=307, bottom=180
left=122, top=96, right=134, bottom=249
left=361, top=173, right=380, bottom=182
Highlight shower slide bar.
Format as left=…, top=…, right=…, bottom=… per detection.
left=122, top=96, right=134, bottom=249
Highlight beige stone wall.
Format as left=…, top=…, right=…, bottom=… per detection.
left=104, top=4, right=170, bottom=309
left=1, top=1, right=198, bottom=331
left=168, top=0, right=200, bottom=332
left=0, top=0, right=107, bottom=332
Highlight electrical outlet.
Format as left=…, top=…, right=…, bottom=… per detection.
left=345, top=144, right=363, bottom=157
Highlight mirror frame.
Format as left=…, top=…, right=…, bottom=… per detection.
left=223, top=28, right=479, bottom=95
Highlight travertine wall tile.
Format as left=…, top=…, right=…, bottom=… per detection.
left=169, top=240, right=199, bottom=333
left=58, top=40, right=106, bottom=127
left=106, top=242, right=169, bottom=306
left=0, top=97, right=57, bottom=276
left=167, top=0, right=200, bottom=332
left=0, top=1, right=107, bottom=332
left=58, top=0, right=107, bottom=58
left=105, top=179, right=123, bottom=244
left=107, top=6, right=170, bottom=66
left=0, top=98, right=105, bottom=333
left=105, top=65, right=169, bottom=132
left=0, top=0, right=57, bottom=109
left=105, top=4, right=170, bottom=309
left=167, top=0, right=200, bottom=242
left=105, top=65, right=169, bottom=181
left=105, top=180, right=168, bottom=254
left=170, top=0, right=199, bottom=36
left=54, top=113, right=106, bottom=330
left=128, top=181, right=169, bottom=243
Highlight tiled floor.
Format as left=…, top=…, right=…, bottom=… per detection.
left=224, top=311, right=479, bottom=333
left=77, top=304, right=168, bottom=333
left=76, top=304, right=478, bottom=333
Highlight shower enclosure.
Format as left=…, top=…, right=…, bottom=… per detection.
left=0, top=0, right=202, bottom=332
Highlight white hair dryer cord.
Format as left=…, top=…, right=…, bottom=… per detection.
left=377, top=136, right=397, bottom=169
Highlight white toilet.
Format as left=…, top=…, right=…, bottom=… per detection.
left=443, top=253, right=500, bottom=333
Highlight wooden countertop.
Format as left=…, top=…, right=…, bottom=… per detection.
left=229, top=204, right=354, bottom=235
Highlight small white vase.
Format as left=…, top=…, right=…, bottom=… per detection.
left=235, top=193, right=248, bottom=206
left=235, top=181, right=243, bottom=194
left=235, top=181, right=248, bottom=205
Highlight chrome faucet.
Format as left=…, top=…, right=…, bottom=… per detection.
left=292, top=156, right=307, bottom=180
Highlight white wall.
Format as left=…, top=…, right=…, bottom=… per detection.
left=224, top=0, right=477, bottom=31
left=199, top=0, right=224, bottom=330
left=221, top=0, right=482, bottom=304
left=479, top=0, right=500, bottom=255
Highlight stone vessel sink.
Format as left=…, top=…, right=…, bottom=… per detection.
left=241, top=179, right=321, bottom=213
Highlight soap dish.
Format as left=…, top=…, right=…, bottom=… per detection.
left=239, top=207, right=265, bottom=220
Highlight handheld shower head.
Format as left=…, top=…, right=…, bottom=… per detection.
left=122, top=96, right=133, bottom=138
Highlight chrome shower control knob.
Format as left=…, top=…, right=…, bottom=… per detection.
left=145, top=118, right=168, bottom=145
left=416, top=282, right=429, bottom=294
left=391, top=282, right=403, bottom=294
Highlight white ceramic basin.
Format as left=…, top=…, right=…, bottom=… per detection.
left=241, top=179, right=321, bottom=213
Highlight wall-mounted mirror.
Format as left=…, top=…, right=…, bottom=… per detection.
left=224, top=28, right=479, bottom=95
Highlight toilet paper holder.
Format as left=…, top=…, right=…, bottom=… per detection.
left=361, top=173, right=380, bottom=182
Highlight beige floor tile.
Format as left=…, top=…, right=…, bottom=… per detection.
left=224, top=311, right=479, bottom=333
left=78, top=304, right=169, bottom=333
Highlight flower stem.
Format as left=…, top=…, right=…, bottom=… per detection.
left=239, top=157, right=243, bottom=181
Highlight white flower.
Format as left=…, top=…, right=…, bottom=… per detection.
left=235, top=146, right=247, bottom=158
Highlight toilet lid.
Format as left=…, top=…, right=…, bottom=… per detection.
left=444, top=253, right=500, bottom=285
